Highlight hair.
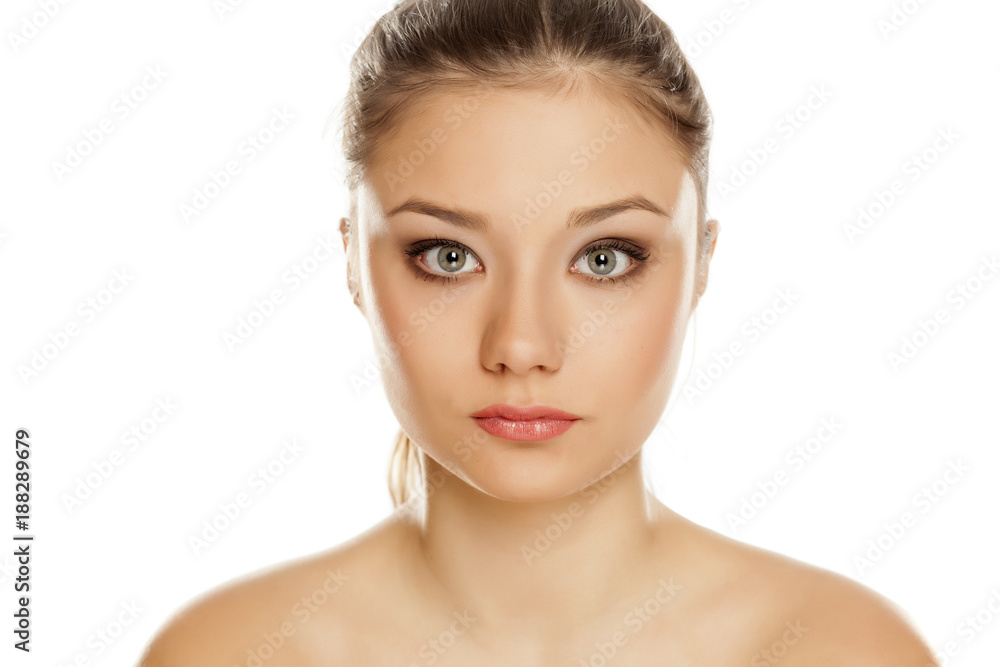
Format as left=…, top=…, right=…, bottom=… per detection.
left=334, top=0, right=714, bottom=508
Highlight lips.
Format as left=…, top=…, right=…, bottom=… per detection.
left=470, top=404, right=581, bottom=421
left=470, top=404, right=580, bottom=442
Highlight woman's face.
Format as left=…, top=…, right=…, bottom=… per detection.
left=348, top=83, right=713, bottom=503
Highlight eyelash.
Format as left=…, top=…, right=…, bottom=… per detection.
left=402, top=236, right=652, bottom=286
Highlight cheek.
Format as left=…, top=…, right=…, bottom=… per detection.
left=633, top=296, right=689, bottom=421
left=577, top=260, right=691, bottom=463
left=363, top=245, right=473, bottom=425
left=363, top=240, right=435, bottom=354
left=594, top=256, right=691, bottom=381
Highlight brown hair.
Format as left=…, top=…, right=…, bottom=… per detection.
left=334, top=0, right=714, bottom=508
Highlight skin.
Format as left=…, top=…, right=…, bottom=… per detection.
left=141, top=83, right=939, bottom=666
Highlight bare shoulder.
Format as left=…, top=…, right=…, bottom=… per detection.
left=778, top=568, right=938, bottom=666
left=666, top=513, right=939, bottom=666
left=139, top=508, right=416, bottom=667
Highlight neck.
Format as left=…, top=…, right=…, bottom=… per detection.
left=400, top=449, right=676, bottom=642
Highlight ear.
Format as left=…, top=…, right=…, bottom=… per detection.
left=339, top=217, right=365, bottom=315
left=692, top=218, right=719, bottom=310
left=339, top=216, right=350, bottom=252
left=706, top=218, right=719, bottom=260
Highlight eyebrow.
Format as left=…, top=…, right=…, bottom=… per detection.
left=385, top=195, right=671, bottom=231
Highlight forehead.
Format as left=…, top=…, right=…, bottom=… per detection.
left=363, top=84, right=696, bottom=232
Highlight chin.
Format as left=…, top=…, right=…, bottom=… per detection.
left=445, top=445, right=612, bottom=505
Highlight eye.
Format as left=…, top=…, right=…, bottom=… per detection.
left=402, top=237, right=650, bottom=286
left=573, top=246, right=626, bottom=278
left=403, top=238, right=482, bottom=283
left=571, top=240, right=651, bottom=283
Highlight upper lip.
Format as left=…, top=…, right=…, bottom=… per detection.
left=471, top=404, right=580, bottom=421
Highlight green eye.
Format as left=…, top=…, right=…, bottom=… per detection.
left=403, top=237, right=651, bottom=286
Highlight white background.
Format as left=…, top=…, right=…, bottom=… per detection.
left=1, top=0, right=998, bottom=665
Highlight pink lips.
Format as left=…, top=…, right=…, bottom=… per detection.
left=471, top=404, right=580, bottom=442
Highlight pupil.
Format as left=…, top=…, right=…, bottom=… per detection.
left=589, top=249, right=616, bottom=275
left=438, top=246, right=465, bottom=272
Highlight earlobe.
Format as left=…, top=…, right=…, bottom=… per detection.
left=692, top=219, right=720, bottom=310
left=347, top=276, right=364, bottom=315
left=707, top=219, right=720, bottom=260
left=339, top=217, right=350, bottom=252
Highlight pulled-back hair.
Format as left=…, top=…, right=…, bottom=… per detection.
left=334, top=0, right=714, bottom=508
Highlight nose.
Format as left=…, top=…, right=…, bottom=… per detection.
left=479, top=274, right=564, bottom=375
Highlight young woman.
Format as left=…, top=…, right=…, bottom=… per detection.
left=143, top=0, right=937, bottom=664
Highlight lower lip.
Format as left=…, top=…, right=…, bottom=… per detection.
left=473, top=417, right=577, bottom=441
